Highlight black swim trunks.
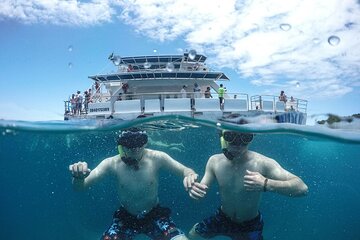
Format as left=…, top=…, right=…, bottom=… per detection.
left=194, top=208, right=264, bottom=240
left=101, top=205, right=184, bottom=240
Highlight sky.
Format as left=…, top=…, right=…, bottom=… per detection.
left=0, top=0, right=359, bottom=123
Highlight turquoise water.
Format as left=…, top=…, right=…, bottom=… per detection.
left=0, top=115, right=359, bottom=240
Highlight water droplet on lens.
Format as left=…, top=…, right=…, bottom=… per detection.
left=280, top=23, right=291, bottom=31
left=144, top=61, right=151, bottom=69
left=68, top=62, right=73, bottom=68
left=328, top=35, right=340, bottom=46
left=188, top=49, right=197, bottom=60
left=312, top=38, right=320, bottom=44
left=296, top=82, right=300, bottom=88
left=113, top=56, right=121, bottom=66
left=166, top=62, right=174, bottom=72
left=68, top=45, right=73, bottom=52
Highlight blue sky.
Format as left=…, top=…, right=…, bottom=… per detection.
left=0, top=0, right=359, bottom=123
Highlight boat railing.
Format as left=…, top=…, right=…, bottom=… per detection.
left=116, top=62, right=208, bottom=73
left=250, top=95, right=307, bottom=113
left=64, top=92, right=251, bottom=116
left=64, top=93, right=307, bottom=117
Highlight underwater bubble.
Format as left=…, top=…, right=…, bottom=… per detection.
left=166, top=62, right=175, bottom=72
left=144, top=61, right=151, bottom=69
left=280, top=23, right=291, bottom=31
left=188, top=49, right=197, bottom=60
left=68, top=62, right=73, bottom=68
left=153, top=49, right=157, bottom=53
left=68, top=45, right=73, bottom=52
left=328, top=35, right=340, bottom=46
left=113, top=56, right=121, bottom=66
left=216, top=122, right=221, bottom=127
left=296, top=82, right=300, bottom=88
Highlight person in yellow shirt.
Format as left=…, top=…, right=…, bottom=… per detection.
left=218, top=84, right=225, bottom=109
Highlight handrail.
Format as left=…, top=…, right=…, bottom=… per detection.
left=250, top=95, right=307, bottom=113
left=64, top=93, right=307, bottom=115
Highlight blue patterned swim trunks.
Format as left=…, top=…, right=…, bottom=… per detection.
left=194, top=208, right=264, bottom=240
left=101, top=205, right=184, bottom=240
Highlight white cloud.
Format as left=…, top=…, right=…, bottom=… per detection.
left=0, top=0, right=113, bottom=25
left=115, top=0, right=360, bottom=100
left=1, top=0, right=360, bottom=100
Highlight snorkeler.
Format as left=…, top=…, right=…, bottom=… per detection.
left=69, top=127, right=197, bottom=240
left=187, top=127, right=308, bottom=240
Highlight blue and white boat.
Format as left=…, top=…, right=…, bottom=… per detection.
left=64, top=50, right=307, bottom=124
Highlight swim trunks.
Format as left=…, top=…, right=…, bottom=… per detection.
left=101, top=205, right=184, bottom=240
left=194, top=208, right=264, bottom=240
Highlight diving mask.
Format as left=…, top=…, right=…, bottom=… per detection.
left=222, top=131, right=253, bottom=146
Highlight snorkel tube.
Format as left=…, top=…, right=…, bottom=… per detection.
left=118, top=144, right=140, bottom=170
left=220, top=134, right=235, bottom=160
left=118, top=145, right=125, bottom=158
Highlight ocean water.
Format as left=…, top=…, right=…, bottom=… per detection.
left=0, top=115, right=359, bottom=240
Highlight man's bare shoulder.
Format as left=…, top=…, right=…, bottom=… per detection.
left=208, top=153, right=227, bottom=166
left=143, top=148, right=167, bottom=158
left=248, top=150, right=274, bottom=162
left=248, top=150, right=279, bottom=168
left=100, top=155, right=121, bottom=168
left=209, top=153, right=226, bottom=160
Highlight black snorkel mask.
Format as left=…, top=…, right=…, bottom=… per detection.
left=220, top=131, right=254, bottom=160
left=117, top=128, right=148, bottom=170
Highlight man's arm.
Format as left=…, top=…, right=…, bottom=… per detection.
left=244, top=157, right=308, bottom=197
left=157, top=151, right=197, bottom=191
left=189, top=156, right=217, bottom=200
left=69, top=158, right=113, bottom=191
left=264, top=159, right=308, bottom=196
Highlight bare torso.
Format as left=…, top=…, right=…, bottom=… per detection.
left=109, top=150, right=161, bottom=215
left=211, top=151, right=265, bottom=222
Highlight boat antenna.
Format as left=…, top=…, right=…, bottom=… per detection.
left=108, top=52, right=114, bottom=61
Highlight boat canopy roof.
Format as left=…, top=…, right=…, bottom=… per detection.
left=119, top=53, right=207, bottom=65
left=89, top=71, right=229, bottom=82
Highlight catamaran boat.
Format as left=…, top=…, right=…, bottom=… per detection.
left=64, top=50, right=307, bottom=124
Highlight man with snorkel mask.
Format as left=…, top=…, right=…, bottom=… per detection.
left=69, top=128, right=197, bottom=240
left=188, top=127, right=308, bottom=240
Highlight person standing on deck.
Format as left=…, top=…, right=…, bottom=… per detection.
left=218, top=84, right=225, bottom=110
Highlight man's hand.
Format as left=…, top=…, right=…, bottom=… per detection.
left=69, top=161, right=91, bottom=180
left=189, top=182, right=208, bottom=200
left=183, top=173, right=198, bottom=191
left=244, top=170, right=267, bottom=192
